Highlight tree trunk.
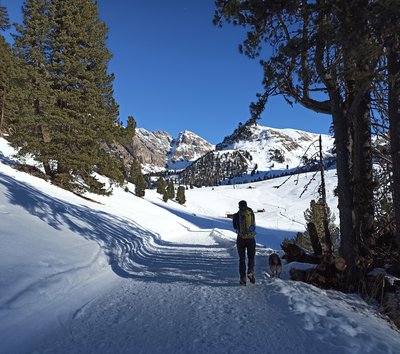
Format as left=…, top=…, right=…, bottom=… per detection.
left=307, top=222, right=323, bottom=256
left=351, top=89, right=374, bottom=255
left=388, top=48, right=400, bottom=250
left=319, top=134, right=333, bottom=254
left=330, top=92, right=357, bottom=276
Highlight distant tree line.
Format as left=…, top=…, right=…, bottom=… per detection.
left=179, top=150, right=251, bottom=187
left=155, top=176, right=186, bottom=205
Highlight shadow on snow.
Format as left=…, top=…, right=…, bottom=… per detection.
left=0, top=173, right=230, bottom=285
left=0, top=172, right=285, bottom=286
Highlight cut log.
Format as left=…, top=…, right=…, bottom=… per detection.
left=282, top=243, right=320, bottom=264
left=307, top=222, right=322, bottom=256
left=334, top=257, right=347, bottom=272
left=289, top=254, right=347, bottom=290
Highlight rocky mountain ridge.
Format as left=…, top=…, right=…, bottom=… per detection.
left=109, top=122, right=335, bottom=186
left=179, top=122, right=335, bottom=186
left=124, top=128, right=215, bottom=174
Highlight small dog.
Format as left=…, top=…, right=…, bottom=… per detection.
left=269, top=253, right=282, bottom=277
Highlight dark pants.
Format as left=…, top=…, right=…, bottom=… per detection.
left=236, top=236, right=256, bottom=279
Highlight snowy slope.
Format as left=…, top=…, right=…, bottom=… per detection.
left=217, top=124, right=335, bottom=170
left=1, top=137, right=399, bottom=354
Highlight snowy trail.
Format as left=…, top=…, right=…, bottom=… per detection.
left=31, top=228, right=399, bottom=354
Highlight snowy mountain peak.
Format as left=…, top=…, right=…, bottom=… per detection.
left=111, top=122, right=334, bottom=179
left=126, top=128, right=214, bottom=173
left=215, top=123, right=335, bottom=171
left=179, top=123, right=335, bottom=187
left=167, top=130, right=215, bottom=171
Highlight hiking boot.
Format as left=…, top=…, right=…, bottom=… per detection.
left=248, top=273, right=255, bottom=284
left=240, top=277, right=246, bottom=286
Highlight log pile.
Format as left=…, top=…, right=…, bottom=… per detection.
left=282, top=226, right=400, bottom=329
left=283, top=223, right=347, bottom=290
left=288, top=253, right=347, bottom=290
left=281, top=242, right=320, bottom=264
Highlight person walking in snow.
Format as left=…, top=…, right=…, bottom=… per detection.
left=233, top=200, right=256, bottom=286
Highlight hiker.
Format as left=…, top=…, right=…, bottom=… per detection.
left=233, top=200, right=256, bottom=286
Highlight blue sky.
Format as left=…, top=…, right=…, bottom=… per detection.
left=1, top=0, right=332, bottom=144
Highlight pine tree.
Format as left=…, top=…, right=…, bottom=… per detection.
left=296, top=199, right=340, bottom=253
left=129, top=159, right=141, bottom=184
left=10, top=0, right=124, bottom=194
left=167, top=180, right=175, bottom=199
left=162, top=190, right=169, bottom=203
left=0, top=5, right=10, bottom=31
left=11, top=0, right=55, bottom=177
left=156, top=176, right=166, bottom=195
left=129, top=159, right=145, bottom=197
left=125, top=115, right=136, bottom=138
left=0, top=5, right=15, bottom=133
left=117, top=115, right=136, bottom=145
left=134, top=174, right=146, bottom=198
left=176, top=185, right=186, bottom=205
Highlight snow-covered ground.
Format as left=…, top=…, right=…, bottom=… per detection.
left=1, top=137, right=399, bottom=354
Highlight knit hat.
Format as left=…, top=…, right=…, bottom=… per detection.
left=238, top=200, right=247, bottom=209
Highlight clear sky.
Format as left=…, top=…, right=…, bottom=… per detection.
left=1, top=0, right=332, bottom=144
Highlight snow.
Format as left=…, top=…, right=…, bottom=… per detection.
left=218, top=124, right=335, bottom=173
left=1, top=137, right=399, bottom=354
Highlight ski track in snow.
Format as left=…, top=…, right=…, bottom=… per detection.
left=32, top=226, right=399, bottom=354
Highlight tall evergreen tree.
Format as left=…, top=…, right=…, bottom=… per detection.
left=162, top=191, right=169, bottom=203
left=167, top=180, right=175, bottom=200
left=134, top=173, right=146, bottom=198
left=156, top=176, right=166, bottom=195
left=10, top=0, right=123, bottom=194
left=129, top=159, right=145, bottom=197
left=176, top=185, right=186, bottom=205
left=117, top=115, right=136, bottom=145
left=129, top=159, right=141, bottom=183
left=0, top=5, right=14, bottom=133
left=10, top=0, right=54, bottom=177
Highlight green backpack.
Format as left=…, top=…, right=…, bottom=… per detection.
left=238, top=209, right=256, bottom=239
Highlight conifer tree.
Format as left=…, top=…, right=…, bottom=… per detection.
left=167, top=180, right=175, bottom=200
left=156, top=176, right=166, bottom=195
left=11, top=0, right=54, bottom=177
left=10, top=0, right=124, bottom=194
left=296, top=199, right=340, bottom=253
left=134, top=174, right=146, bottom=198
left=162, top=191, right=169, bottom=203
left=176, top=186, right=186, bottom=205
left=0, top=5, right=14, bottom=133
left=129, top=159, right=145, bottom=197
left=117, top=115, right=136, bottom=145
left=126, top=115, right=136, bottom=137
left=0, top=5, right=10, bottom=31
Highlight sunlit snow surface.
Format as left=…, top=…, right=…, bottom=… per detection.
left=1, top=138, right=399, bottom=354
